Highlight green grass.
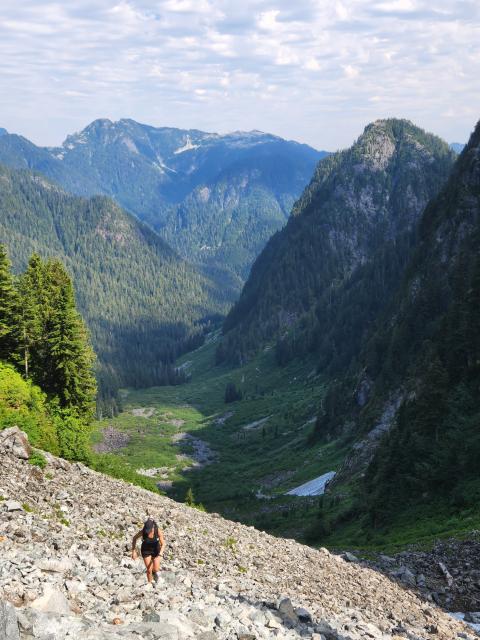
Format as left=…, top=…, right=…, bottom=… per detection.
left=28, top=450, right=47, bottom=469
left=90, top=332, right=348, bottom=539
left=318, top=501, right=480, bottom=553
left=90, top=332, right=480, bottom=549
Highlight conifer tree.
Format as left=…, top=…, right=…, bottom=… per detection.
left=16, top=255, right=44, bottom=378
left=0, top=244, right=18, bottom=362
left=43, top=260, right=96, bottom=419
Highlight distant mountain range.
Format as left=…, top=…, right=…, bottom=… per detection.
left=450, top=142, right=466, bottom=154
left=0, top=120, right=326, bottom=296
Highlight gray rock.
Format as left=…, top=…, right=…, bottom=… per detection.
left=0, top=427, right=31, bottom=460
left=31, top=584, right=71, bottom=615
left=342, top=552, right=359, bottom=563
left=0, top=600, right=20, bottom=640
left=277, top=597, right=298, bottom=624
left=4, top=500, right=23, bottom=512
left=379, top=554, right=395, bottom=564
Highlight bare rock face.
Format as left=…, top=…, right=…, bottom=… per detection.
left=0, top=436, right=473, bottom=640
left=0, top=427, right=31, bottom=460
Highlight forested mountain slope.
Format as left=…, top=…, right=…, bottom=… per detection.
left=219, top=119, right=456, bottom=364
left=0, top=164, right=227, bottom=398
left=0, top=120, right=326, bottom=295
left=324, top=118, right=480, bottom=534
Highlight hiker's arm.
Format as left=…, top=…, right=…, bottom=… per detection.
left=131, top=530, right=142, bottom=559
left=159, top=530, right=165, bottom=556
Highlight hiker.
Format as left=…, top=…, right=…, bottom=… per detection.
left=131, top=518, right=165, bottom=583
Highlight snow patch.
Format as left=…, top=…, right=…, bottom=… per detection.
left=122, top=137, right=139, bottom=154
left=286, top=471, right=336, bottom=496
left=242, top=416, right=270, bottom=431
left=174, top=136, right=199, bottom=154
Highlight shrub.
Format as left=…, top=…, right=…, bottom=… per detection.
left=29, top=450, right=47, bottom=469
left=0, top=362, right=59, bottom=453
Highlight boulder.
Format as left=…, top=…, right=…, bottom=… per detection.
left=464, top=611, right=480, bottom=624
left=0, top=600, right=20, bottom=640
left=31, top=584, right=71, bottom=615
left=0, top=427, right=31, bottom=460
left=296, top=606, right=313, bottom=623
left=36, top=559, right=73, bottom=573
left=277, top=596, right=298, bottom=624
left=4, top=500, right=23, bottom=512
left=342, top=552, right=359, bottom=563
left=26, top=609, right=88, bottom=640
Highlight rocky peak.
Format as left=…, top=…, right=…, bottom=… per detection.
left=0, top=432, right=471, bottom=640
left=352, top=119, right=441, bottom=172
left=62, top=119, right=115, bottom=148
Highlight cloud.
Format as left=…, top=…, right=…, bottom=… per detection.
left=0, top=0, right=478, bottom=149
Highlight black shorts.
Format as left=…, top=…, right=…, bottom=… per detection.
left=141, top=541, right=160, bottom=558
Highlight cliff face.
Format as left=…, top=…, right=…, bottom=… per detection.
left=0, top=429, right=469, bottom=640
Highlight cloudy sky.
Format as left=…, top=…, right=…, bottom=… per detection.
left=1, top=1, right=478, bottom=149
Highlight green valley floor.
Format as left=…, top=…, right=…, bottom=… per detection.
left=91, top=332, right=350, bottom=541
left=91, top=332, right=480, bottom=551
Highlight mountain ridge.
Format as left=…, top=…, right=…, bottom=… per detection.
left=0, top=119, right=327, bottom=296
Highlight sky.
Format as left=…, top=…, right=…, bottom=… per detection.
left=0, top=1, right=479, bottom=150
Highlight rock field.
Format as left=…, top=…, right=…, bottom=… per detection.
left=0, top=427, right=475, bottom=640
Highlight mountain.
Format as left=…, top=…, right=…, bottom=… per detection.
left=329, top=120, right=480, bottom=531
left=450, top=142, right=466, bottom=154
left=0, top=120, right=326, bottom=296
left=0, top=429, right=466, bottom=640
left=0, top=164, right=227, bottom=398
left=219, top=119, right=456, bottom=365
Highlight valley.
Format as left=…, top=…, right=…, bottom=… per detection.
left=2, top=3, right=480, bottom=638
left=90, top=328, right=480, bottom=554
left=91, top=333, right=347, bottom=541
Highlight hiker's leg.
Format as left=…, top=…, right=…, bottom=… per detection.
left=143, top=555, right=153, bottom=582
left=152, top=556, right=161, bottom=574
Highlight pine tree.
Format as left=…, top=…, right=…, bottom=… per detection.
left=0, top=244, right=18, bottom=361
left=43, top=260, right=96, bottom=419
left=16, top=256, right=44, bottom=379
left=224, top=381, right=242, bottom=403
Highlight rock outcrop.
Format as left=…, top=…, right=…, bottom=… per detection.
left=0, top=433, right=473, bottom=639
left=0, top=427, right=31, bottom=460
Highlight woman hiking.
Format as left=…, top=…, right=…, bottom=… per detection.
left=131, top=518, right=165, bottom=583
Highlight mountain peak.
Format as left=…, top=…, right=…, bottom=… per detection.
left=352, top=118, right=451, bottom=171
left=0, top=127, right=8, bottom=137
